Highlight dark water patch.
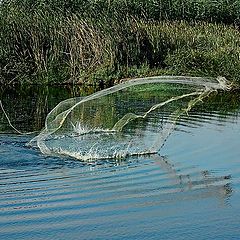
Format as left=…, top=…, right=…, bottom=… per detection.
left=0, top=85, right=98, bottom=133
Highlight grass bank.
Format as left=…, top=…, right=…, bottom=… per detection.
left=1, top=1, right=240, bottom=86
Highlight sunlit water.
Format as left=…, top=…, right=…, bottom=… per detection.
left=0, top=86, right=240, bottom=240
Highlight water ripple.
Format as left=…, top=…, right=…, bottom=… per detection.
left=1, top=108, right=240, bottom=240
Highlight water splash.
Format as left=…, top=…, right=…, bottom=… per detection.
left=29, top=76, right=232, bottom=161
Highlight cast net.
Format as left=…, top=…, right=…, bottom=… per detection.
left=29, top=76, right=231, bottom=161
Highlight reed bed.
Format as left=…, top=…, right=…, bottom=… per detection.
left=3, top=0, right=240, bottom=24
left=1, top=1, right=240, bottom=85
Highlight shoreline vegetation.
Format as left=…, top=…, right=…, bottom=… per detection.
left=1, top=0, right=240, bottom=87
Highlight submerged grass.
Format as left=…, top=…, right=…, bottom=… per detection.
left=1, top=1, right=240, bottom=85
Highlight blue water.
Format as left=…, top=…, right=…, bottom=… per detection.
left=0, top=88, right=240, bottom=240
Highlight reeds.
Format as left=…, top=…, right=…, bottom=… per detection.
left=1, top=0, right=240, bottom=85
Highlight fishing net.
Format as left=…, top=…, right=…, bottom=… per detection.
left=29, top=76, right=231, bottom=161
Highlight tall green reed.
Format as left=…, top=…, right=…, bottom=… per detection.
left=1, top=1, right=240, bottom=85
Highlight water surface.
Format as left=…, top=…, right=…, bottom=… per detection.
left=0, top=85, right=240, bottom=240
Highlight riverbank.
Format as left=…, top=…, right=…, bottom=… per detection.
left=1, top=1, right=240, bottom=86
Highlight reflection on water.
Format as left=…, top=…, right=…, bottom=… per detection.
left=0, top=86, right=240, bottom=240
left=0, top=85, right=98, bottom=132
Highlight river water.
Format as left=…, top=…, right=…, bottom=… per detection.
left=0, top=85, right=240, bottom=240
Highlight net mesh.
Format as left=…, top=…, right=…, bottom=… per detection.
left=29, top=76, right=231, bottom=161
